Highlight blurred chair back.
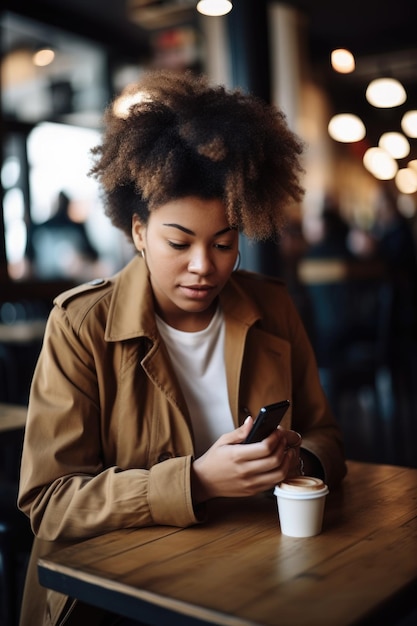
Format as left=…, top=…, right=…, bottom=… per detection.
left=0, top=404, right=33, bottom=626
left=299, top=259, right=393, bottom=420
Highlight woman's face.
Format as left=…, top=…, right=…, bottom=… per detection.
left=132, top=196, right=239, bottom=331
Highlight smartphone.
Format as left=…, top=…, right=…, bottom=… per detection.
left=243, top=400, right=290, bottom=444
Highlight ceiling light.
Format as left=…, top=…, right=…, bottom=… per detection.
left=363, top=147, right=398, bottom=180
left=378, top=132, right=410, bottom=159
left=395, top=168, right=417, bottom=194
left=196, top=1, right=232, bottom=17
left=328, top=114, right=366, bottom=143
left=331, top=49, right=355, bottom=73
left=365, top=77, right=406, bottom=108
left=32, top=47, right=55, bottom=67
left=401, top=110, right=417, bottom=138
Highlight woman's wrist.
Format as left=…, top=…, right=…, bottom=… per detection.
left=190, top=458, right=212, bottom=505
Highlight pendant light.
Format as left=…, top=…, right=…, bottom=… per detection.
left=330, top=49, right=355, bottom=74
left=395, top=168, right=417, bottom=194
left=366, top=77, right=406, bottom=108
left=363, top=147, right=398, bottom=180
left=378, top=132, right=410, bottom=159
left=197, top=1, right=232, bottom=16
left=32, top=46, right=55, bottom=67
left=401, top=111, right=417, bottom=138
left=328, top=113, right=366, bottom=143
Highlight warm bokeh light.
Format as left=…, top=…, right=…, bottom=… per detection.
left=366, top=77, right=406, bottom=108
left=330, top=48, right=355, bottom=73
left=395, top=167, right=417, bottom=194
left=363, top=147, right=398, bottom=180
left=378, top=132, right=410, bottom=159
left=32, top=48, right=55, bottom=67
left=401, top=110, right=417, bottom=137
left=328, top=113, right=366, bottom=142
left=196, top=0, right=232, bottom=16
left=397, top=193, right=416, bottom=217
left=113, top=90, right=153, bottom=118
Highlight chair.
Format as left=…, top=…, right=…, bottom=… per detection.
left=0, top=409, right=33, bottom=626
left=0, top=480, right=33, bottom=626
left=304, top=273, right=396, bottom=465
left=330, top=279, right=393, bottom=414
left=0, top=345, right=19, bottom=403
left=305, top=270, right=393, bottom=399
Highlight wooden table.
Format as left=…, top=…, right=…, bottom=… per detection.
left=0, top=402, right=27, bottom=433
left=38, top=461, right=417, bottom=626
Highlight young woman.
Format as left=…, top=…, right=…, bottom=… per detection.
left=18, top=70, right=346, bottom=625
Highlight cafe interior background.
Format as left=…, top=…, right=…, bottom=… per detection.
left=1, top=0, right=417, bottom=621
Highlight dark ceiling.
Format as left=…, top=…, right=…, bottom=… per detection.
left=4, top=0, right=417, bottom=157
left=5, top=0, right=417, bottom=63
left=290, top=0, right=417, bottom=59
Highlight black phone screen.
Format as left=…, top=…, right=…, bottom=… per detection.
left=243, top=400, right=290, bottom=444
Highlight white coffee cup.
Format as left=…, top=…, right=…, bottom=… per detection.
left=274, top=476, right=329, bottom=537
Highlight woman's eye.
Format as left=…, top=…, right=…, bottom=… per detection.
left=214, top=243, right=233, bottom=250
left=168, top=241, right=188, bottom=250
left=168, top=241, right=233, bottom=251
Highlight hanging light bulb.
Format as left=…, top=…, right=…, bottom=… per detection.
left=33, top=47, right=55, bottom=67
left=366, top=77, right=406, bottom=108
left=378, top=132, right=410, bottom=159
left=197, top=1, right=233, bottom=16
left=363, top=147, right=398, bottom=180
left=395, top=168, right=417, bottom=194
left=401, top=110, right=417, bottom=138
left=328, top=113, right=366, bottom=143
left=331, top=49, right=355, bottom=74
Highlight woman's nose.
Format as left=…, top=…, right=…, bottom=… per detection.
left=188, top=249, right=213, bottom=274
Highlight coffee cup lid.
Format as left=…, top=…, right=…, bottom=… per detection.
left=277, top=476, right=326, bottom=492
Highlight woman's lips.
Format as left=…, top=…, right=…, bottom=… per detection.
left=179, top=285, right=215, bottom=299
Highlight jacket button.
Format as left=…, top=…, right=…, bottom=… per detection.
left=157, top=451, right=173, bottom=462
left=89, top=278, right=105, bottom=285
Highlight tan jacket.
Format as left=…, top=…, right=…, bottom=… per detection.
left=18, top=256, right=346, bottom=625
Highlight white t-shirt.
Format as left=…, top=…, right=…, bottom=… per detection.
left=156, top=307, right=234, bottom=457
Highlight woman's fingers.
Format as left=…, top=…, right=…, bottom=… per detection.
left=279, top=426, right=302, bottom=449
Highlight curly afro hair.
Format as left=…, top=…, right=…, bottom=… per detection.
left=90, top=69, right=305, bottom=241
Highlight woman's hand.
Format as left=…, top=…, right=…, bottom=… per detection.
left=191, top=418, right=302, bottom=504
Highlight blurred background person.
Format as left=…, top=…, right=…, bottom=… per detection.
left=28, top=190, right=100, bottom=280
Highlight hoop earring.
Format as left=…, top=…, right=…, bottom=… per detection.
left=233, top=251, right=241, bottom=272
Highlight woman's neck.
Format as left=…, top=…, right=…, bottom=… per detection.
left=155, top=300, right=218, bottom=332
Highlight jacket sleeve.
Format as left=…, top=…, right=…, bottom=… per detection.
left=18, top=306, right=200, bottom=542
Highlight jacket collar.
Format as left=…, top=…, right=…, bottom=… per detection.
left=105, top=255, right=261, bottom=342
left=105, top=255, right=158, bottom=342
left=220, top=272, right=262, bottom=327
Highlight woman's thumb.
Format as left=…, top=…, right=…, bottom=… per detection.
left=236, top=415, right=253, bottom=442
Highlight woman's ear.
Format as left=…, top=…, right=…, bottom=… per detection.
left=132, top=214, right=146, bottom=253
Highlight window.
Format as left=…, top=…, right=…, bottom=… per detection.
left=1, top=11, right=134, bottom=281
